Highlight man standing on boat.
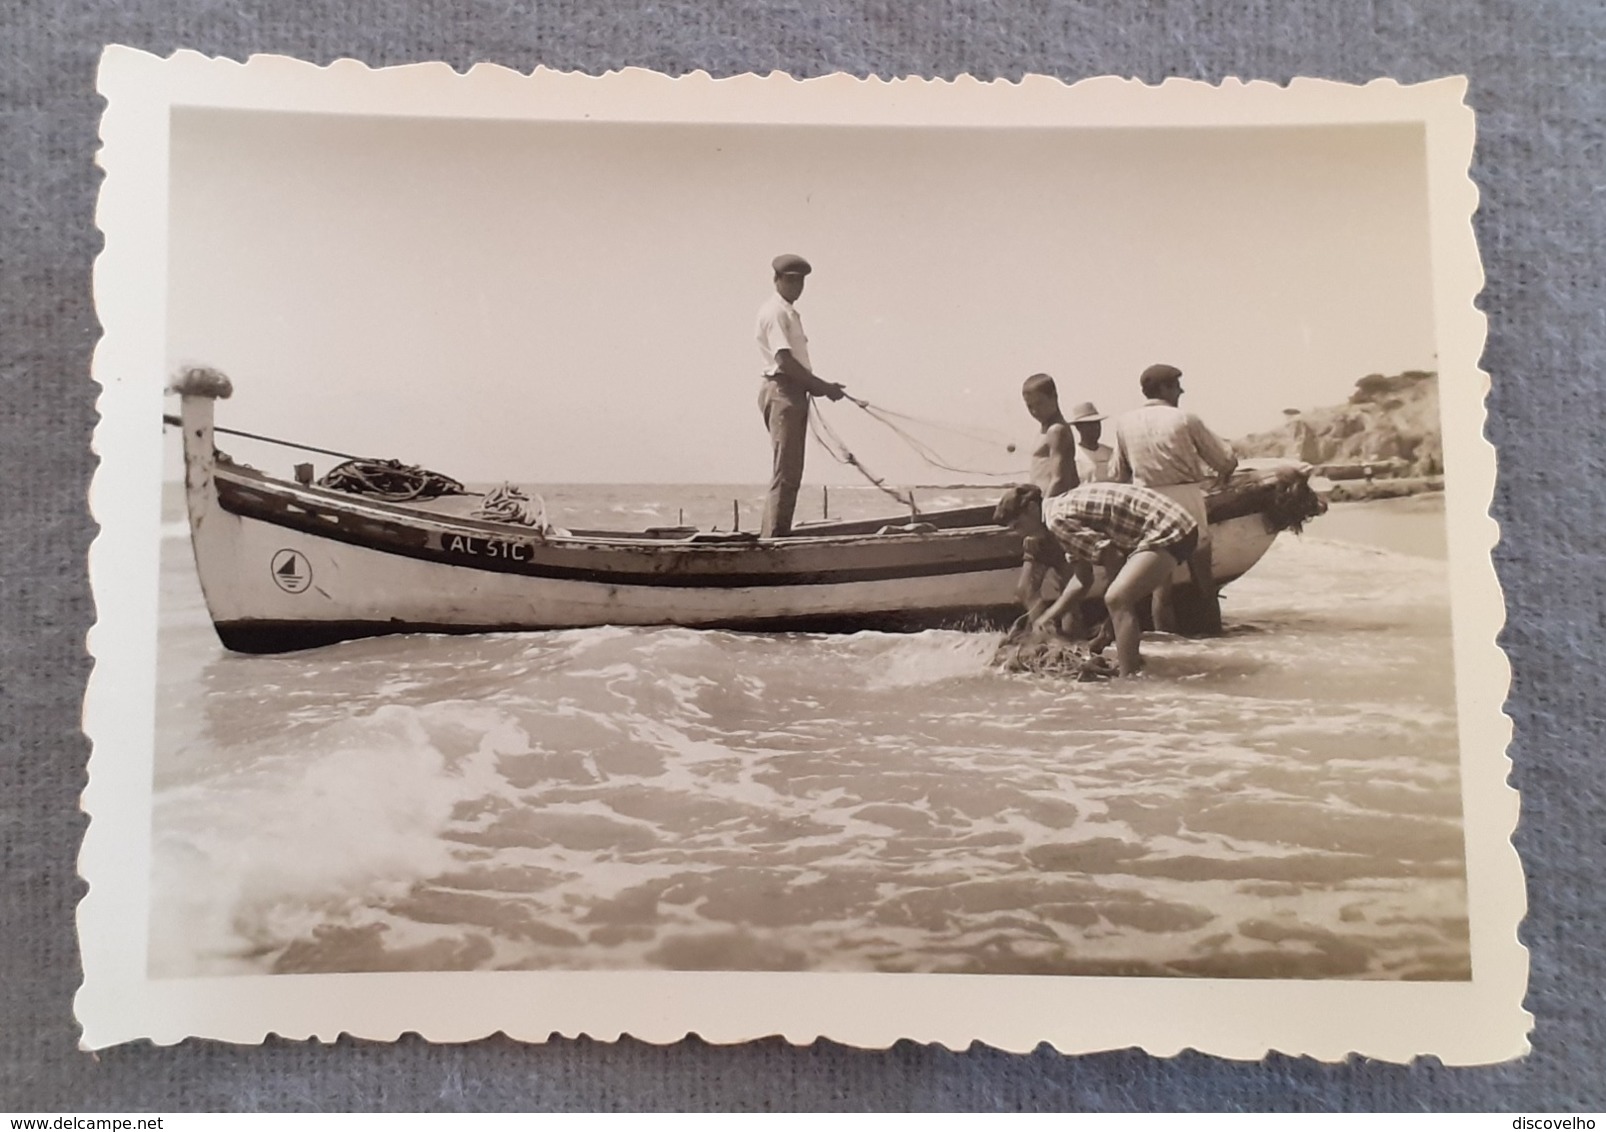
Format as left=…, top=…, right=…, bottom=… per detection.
left=994, top=482, right=1200, bottom=677
left=1109, top=363, right=1238, bottom=634
left=756, top=254, right=847, bottom=538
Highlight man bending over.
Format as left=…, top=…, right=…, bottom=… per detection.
left=994, top=482, right=1200, bottom=677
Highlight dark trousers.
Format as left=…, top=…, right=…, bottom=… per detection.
left=758, top=378, right=810, bottom=537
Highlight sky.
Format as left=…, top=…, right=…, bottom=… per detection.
left=165, top=108, right=1437, bottom=485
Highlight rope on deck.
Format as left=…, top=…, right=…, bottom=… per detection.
left=317, top=458, right=467, bottom=502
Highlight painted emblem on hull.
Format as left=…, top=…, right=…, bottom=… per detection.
left=270, top=549, right=312, bottom=594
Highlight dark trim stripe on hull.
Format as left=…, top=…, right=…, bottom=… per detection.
left=215, top=475, right=1025, bottom=589
left=216, top=606, right=1025, bottom=654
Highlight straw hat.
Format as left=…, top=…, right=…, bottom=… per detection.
left=1066, top=401, right=1105, bottom=423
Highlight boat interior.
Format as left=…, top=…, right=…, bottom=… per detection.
left=216, top=459, right=1004, bottom=544
left=421, top=493, right=1001, bottom=542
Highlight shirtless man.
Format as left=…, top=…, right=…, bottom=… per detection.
left=1021, top=373, right=1080, bottom=499
left=994, top=482, right=1200, bottom=677
left=1013, top=374, right=1085, bottom=635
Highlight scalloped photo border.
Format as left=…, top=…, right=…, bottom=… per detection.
left=79, top=47, right=1527, bottom=1061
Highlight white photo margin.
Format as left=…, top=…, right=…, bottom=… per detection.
left=79, top=47, right=1527, bottom=1061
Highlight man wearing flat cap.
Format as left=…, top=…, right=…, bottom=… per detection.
left=755, top=254, right=846, bottom=538
left=1109, top=363, right=1238, bottom=634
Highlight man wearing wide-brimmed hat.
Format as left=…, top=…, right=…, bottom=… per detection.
left=754, top=254, right=847, bottom=538
left=1066, top=401, right=1119, bottom=485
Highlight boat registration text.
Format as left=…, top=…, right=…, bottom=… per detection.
left=439, top=533, right=538, bottom=562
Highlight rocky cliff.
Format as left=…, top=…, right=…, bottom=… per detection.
left=1235, top=370, right=1442, bottom=477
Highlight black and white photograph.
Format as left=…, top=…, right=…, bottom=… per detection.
left=80, top=52, right=1524, bottom=1059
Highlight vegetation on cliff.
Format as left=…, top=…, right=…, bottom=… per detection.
left=1235, top=370, right=1442, bottom=478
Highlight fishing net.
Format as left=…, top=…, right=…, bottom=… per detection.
left=317, top=458, right=467, bottom=502
left=991, top=630, right=1118, bottom=680
left=806, top=406, right=918, bottom=512
left=805, top=394, right=1026, bottom=508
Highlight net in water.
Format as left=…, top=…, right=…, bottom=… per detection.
left=991, top=630, right=1118, bottom=680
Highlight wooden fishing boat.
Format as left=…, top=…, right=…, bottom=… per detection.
left=171, top=369, right=1323, bottom=653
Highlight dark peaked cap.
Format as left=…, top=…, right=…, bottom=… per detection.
left=772, top=254, right=813, bottom=276
left=1140, top=363, right=1183, bottom=385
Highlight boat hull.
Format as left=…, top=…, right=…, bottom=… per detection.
left=197, top=482, right=1283, bottom=653
left=204, top=485, right=1027, bottom=651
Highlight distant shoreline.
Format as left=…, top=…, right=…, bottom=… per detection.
left=1312, top=490, right=1447, bottom=559
left=1323, top=475, right=1444, bottom=504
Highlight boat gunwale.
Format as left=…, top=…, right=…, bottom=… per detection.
left=213, top=463, right=1018, bottom=553
left=210, top=466, right=1028, bottom=590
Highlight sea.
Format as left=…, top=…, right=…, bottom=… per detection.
left=150, top=485, right=1469, bottom=980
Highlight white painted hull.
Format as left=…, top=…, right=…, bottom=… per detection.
left=200, top=500, right=1024, bottom=631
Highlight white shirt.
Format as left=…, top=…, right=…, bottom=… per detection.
left=756, top=292, right=810, bottom=376
left=1109, top=400, right=1237, bottom=487
left=1075, top=442, right=1118, bottom=484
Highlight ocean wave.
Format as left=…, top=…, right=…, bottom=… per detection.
left=149, top=701, right=524, bottom=975
left=851, top=630, right=1000, bottom=689
left=150, top=515, right=1470, bottom=978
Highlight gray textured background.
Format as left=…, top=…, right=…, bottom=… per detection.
left=3, top=0, right=1602, bottom=1112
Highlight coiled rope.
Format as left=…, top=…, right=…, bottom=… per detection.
left=317, top=458, right=467, bottom=502
left=472, top=483, right=550, bottom=529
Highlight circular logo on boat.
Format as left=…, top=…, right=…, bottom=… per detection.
left=270, top=549, right=312, bottom=594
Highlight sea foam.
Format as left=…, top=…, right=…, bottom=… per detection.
left=149, top=701, right=522, bottom=975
